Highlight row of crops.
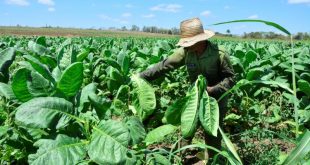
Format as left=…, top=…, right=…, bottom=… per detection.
left=0, top=36, right=309, bottom=164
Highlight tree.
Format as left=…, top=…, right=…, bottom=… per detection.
left=226, top=29, right=231, bottom=34
left=121, top=26, right=127, bottom=31
left=131, top=25, right=140, bottom=31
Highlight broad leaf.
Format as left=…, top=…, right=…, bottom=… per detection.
left=282, top=130, right=310, bottom=165
left=77, top=49, right=90, bottom=62
left=28, top=40, right=49, bottom=55
left=244, top=50, right=258, bottom=69
left=27, top=71, right=51, bottom=97
left=15, top=97, right=75, bottom=129
left=23, top=55, right=55, bottom=85
left=28, top=134, right=87, bottom=165
left=199, top=91, right=219, bottom=137
left=115, top=85, right=130, bottom=103
left=246, top=68, right=264, bottom=80
left=131, top=75, right=156, bottom=120
left=145, top=124, right=177, bottom=145
left=125, top=117, right=146, bottom=145
left=12, top=68, right=33, bottom=102
left=117, top=50, right=130, bottom=75
left=181, top=75, right=206, bottom=138
left=164, top=96, right=188, bottom=125
left=88, top=120, right=130, bottom=165
left=57, top=62, right=83, bottom=97
left=78, top=83, right=97, bottom=112
left=0, top=47, right=16, bottom=82
left=0, top=82, right=16, bottom=100
left=107, top=66, right=124, bottom=92
left=88, top=93, right=111, bottom=120
left=298, top=80, right=310, bottom=97
left=148, top=153, right=171, bottom=165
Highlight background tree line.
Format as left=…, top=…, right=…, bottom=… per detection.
left=112, top=25, right=310, bottom=40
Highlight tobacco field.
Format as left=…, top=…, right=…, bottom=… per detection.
left=0, top=36, right=309, bottom=165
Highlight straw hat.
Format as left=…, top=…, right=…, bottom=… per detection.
left=177, top=18, right=215, bottom=47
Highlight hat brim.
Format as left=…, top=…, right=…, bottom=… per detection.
left=176, top=30, right=215, bottom=47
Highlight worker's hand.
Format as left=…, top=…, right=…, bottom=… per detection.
left=207, top=86, right=213, bottom=94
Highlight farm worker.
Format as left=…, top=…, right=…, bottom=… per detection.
left=138, top=18, right=235, bottom=160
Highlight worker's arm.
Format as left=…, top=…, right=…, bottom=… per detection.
left=139, top=47, right=185, bottom=81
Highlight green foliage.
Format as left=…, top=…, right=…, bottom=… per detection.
left=282, top=130, right=310, bottom=165
left=0, top=36, right=309, bottom=165
left=88, top=120, right=130, bottom=164
left=199, top=91, right=219, bottom=137
left=131, top=75, right=156, bottom=120
left=145, top=124, right=177, bottom=145
left=56, top=62, right=83, bottom=97
left=28, top=134, right=87, bottom=165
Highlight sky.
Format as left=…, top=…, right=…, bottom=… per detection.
left=1, top=0, right=310, bottom=35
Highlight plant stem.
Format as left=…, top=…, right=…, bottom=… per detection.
left=290, top=35, right=298, bottom=138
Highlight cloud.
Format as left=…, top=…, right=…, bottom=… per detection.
left=122, top=13, right=132, bottom=17
left=200, top=10, right=211, bottom=17
left=150, top=4, right=182, bottom=13
left=288, top=0, right=310, bottom=4
left=224, top=5, right=230, bottom=9
left=125, top=4, right=134, bottom=8
left=99, top=14, right=128, bottom=24
left=142, top=14, right=155, bottom=18
left=248, top=14, right=258, bottom=19
left=37, top=0, right=55, bottom=12
left=48, top=7, right=55, bottom=12
left=5, top=0, right=29, bottom=6
left=38, top=0, right=54, bottom=6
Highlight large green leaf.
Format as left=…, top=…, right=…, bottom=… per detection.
left=77, top=49, right=90, bottom=62
left=107, top=66, right=124, bottom=92
left=164, top=96, right=188, bottom=125
left=115, top=85, right=130, bottom=103
left=57, top=62, right=83, bottom=97
left=145, top=124, right=177, bottom=145
left=23, top=55, right=55, bottom=85
left=28, top=134, right=87, bottom=165
left=15, top=97, right=76, bottom=129
left=181, top=75, right=206, bottom=138
left=246, top=68, right=264, bottom=80
left=78, top=83, right=97, bottom=112
left=28, top=40, right=49, bottom=55
left=0, top=47, right=16, bottom=82
left=148, top=153, right=171, bottom=165
left=88, top=120, right=130, bottom=165
left=58, top=45, right=77, bottom=70
left=219, top=127, right=242, bottom=164
left=244, top=50, right=258, bottom=69
left=27, top=71, right=51, bottom=97
left=12, top=68, right=33, bottom=102
left=0, top=48, right=15, bottom=71
left=125, top=116, right=146, bottom=145
left=212, top=19, right=291, bottom=35
left=282, top=130, right=310, bottom=165
left=0, top=82, right=16, bottom=100
left=298, top=80, right=310, bottom=97
left=117, top=50, right=130, bottom=75
left=88, top=93, right=111, bottom=120
left=199, top=91, right=219, bottom=137
left=131, top=75, right=156, bottom=120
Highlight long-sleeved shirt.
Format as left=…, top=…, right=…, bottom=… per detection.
left=139, top=41, right=235, bottom=99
